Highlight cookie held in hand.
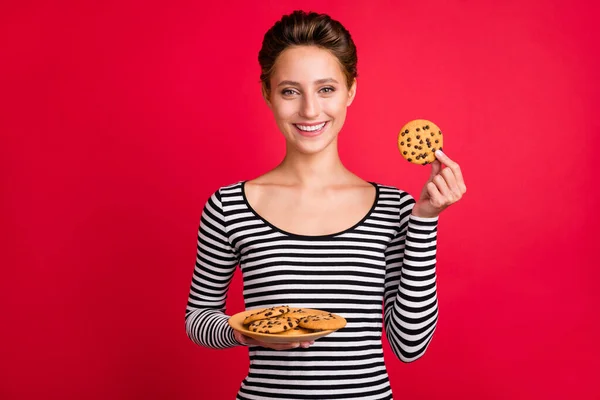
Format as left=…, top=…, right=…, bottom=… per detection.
left=398, top=119, right=444, bottom=165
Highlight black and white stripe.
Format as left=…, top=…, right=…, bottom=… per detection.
left=186, top=181, right=439, bottom=399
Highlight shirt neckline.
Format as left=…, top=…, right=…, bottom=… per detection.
left=239, top=180, right=380, bottom=239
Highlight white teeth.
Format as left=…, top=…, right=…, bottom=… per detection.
left=295, top=122, right=326, bottom=132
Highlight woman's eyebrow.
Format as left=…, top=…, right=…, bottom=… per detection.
left=276, top=78, right=339, bottom=87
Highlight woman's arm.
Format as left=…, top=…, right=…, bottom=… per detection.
left=383, top=192, right=439, bottom=362
left=185, top=189, right=241, bottom=349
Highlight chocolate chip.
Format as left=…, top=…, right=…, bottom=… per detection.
left=425, top=125, right=430, bottom=129
left=438, top=131, right=442, bottom=135
left=431, top=132, right=435, bottom=136
left=400, top=141, right=404, bottom=145
left=423, top=161, right=428, bottom=165
left=401, top=132, right=405, bottom=136
left=416, top=135, right=420, bottom=139
left=403, top=151, right=407, bottom=155
left=432, top=148, right=436, bottom=152
left=407, top=138, right=411, bottom=142
left=411, top=151, right=415, bottom=155
left=407, top=144, right=411, bottom=147
left=435, top=139, right=439, bottom=143
left=416, top=128, right=420, bottom=131
left=405, top=129, right=409, bottom=133
left=408, top=158, right=412, bottom=162
left=420, top=140, right=424, bottom=144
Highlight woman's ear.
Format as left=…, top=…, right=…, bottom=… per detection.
left=261, top=84, right=272, bottom=109
left=346, top=79, right=357, bottom=106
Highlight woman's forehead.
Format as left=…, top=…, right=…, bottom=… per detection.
left=271, top=46, right=345, bottom=84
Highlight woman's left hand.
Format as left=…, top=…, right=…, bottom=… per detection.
left=412, top=150, right=467, bottom=219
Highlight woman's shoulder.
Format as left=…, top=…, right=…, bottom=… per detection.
left=372, top=182, right=415, bottom=203
left=203, top=181, right=245, bottom=204
left=215, top=181, right=245, bottom=193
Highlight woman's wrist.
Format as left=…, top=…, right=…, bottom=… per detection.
left=411, top=209, right=440, bottom=219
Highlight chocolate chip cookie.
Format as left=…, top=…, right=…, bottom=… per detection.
left=243, top=305, right=291, bottom=325
left=247, top=316, right=299, bottom=334
left=297, top=313, right=347, bottom=331
left=398, top=119, right=443, bottom=165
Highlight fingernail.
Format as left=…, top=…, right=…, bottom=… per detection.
left=435, top=150, right=445, bottom=157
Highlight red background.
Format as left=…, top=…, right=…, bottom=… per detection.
left=1, top=1, right=599, bottom=399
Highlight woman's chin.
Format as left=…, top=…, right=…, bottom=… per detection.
left=287, top=136, right=338, bottom=155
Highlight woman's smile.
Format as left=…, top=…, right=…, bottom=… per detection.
left=293, top=121, right=329, bottom=137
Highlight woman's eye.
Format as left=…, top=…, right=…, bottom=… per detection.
left=320, top=87, right=335, bottom=94
left=281, top=89, right=296, bottom=96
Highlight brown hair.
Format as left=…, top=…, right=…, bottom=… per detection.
left=258, top=10, right=358, bottom=95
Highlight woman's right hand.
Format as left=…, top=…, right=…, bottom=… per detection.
left=233, top=330, right=314, bottom=350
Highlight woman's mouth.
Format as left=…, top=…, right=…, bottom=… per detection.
left=293, top=121, right=328, bottom=137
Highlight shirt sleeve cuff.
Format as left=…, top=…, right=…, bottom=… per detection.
left=409, top=214, right=439, bottom=223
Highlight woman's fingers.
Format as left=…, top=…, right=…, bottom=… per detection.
left=428, top=159, right=442, bottom=181
left=258, top=340, right=313, bottom=350
left=258, top=339, right=315, bottom=350
left=440, top=168, right=462, bottom=203
left=267, top=342, right=301, bottom=350
left=435, top=150, right=466, bottom=193
left=431, top=170, right=464, bottom=207
left=432, top=174, right=451, bottom=199
left=233, top=330, right=314, bottom=350
left=430, top=168, right=463, bottom=206
left=413, top=150, right=466, bottom=218
left=426, top=182, right=445, bottom=209
left=233, top=330, right=250, bottom=345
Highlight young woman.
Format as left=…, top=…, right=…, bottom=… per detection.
left=185, top=10, right=466, bottom=400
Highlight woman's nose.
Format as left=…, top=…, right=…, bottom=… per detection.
left=299, top=94, right=320, bottom=119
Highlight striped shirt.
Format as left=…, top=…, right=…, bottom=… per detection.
left=185, top=181, right=439, bottom=399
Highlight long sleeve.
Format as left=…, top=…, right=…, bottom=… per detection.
left=185, top=189, right=241, bottom=349
left=383, top=192, right=439, bottom=362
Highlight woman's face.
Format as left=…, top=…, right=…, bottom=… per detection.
left=265, top=45, right=356, bottom=155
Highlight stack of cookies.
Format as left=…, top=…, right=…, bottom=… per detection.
left=242, top=306, right=347, bottom=336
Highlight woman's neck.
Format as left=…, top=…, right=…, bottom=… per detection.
left=274, top=139, right=351, bottom=188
